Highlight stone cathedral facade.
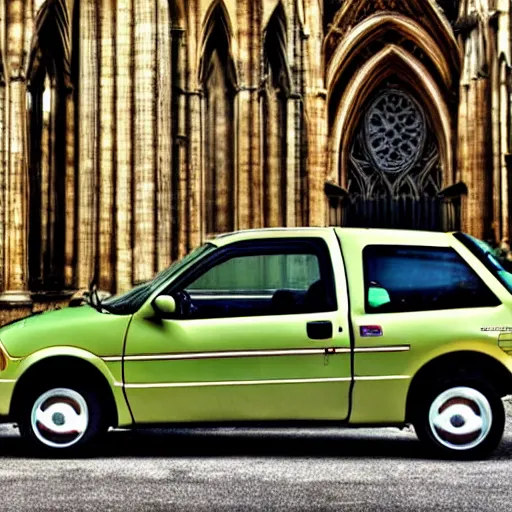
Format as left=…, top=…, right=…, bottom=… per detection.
left=0, top=0, right=511, bottom=322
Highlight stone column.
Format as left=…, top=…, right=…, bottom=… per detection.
left=490, top=16, right=501, bottom=242
left=495, top=1, right=512, bottom=242
left=173, top=27, right=187, bottom=259
left=499, top=62, right=510, bottom=240
left=236, top=0, right=260, bottom=230
left=64, top=85, right=75, bottom=288
left=133, top=0, right=157, bottom=283
left=77, top=0, right=98, bottom=289
left=185, top=2, right=203, bottom=251
left=98, top=0, right=116, bottom=291
left=303, top=0, right=327, bottom=227
left=0, top=0, right=31, bottom=305
left=115, top=0, right=133, bottom=293
left=458, top=13, right=492, bottom=240
left=285, top=3, right=298, bottom=228
left=0, top=79, right=5, bottom=291
left=155, top=0, right=172, bottom=271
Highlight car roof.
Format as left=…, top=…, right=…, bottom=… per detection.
left=211, top=227, right=336, bottom=247
left=209, top=227, right=454, bottom=248
left=335, top=227, right=454, bottom=246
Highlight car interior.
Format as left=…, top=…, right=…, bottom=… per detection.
left=185, top=279, right=335, bottom=319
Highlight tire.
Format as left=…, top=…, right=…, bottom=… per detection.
left=413, top=374, right=505, bottom=460
left=18, top=382, right=105, bottom=456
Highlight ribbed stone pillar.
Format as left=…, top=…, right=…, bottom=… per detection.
left=0, top=77, right=5, bottom=292
left=461, top=77, right=491, bottom=240
left=0, top=0, right=31, bottom=304
left=458, top=7, right=495, bottom=241
left=286, top=97, right=298, bottom=227
left=115, top=0, right=133, bottom=293
left=77, top=0, right=98, bottom=289
left=64, top=87, right=75, bottom=288
left=303, top=0, right=326, bottom=227
left=185, top=2, right=202, bottom=250
left=98, top=0, right=116, bottom=291
left=156, top=0, right=172, bottom=271
left=236, top=0, right=260, bottom=230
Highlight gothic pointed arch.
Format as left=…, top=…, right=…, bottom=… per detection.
left=326, top=13, right=459, bottom=94
left=331, top=45, right=453, bottom=185
left=265, top=2, right=292, bottom=92
left=26, top=0, right=72, bottom=291
left=325, top=0, right=462, bottom=231
left=199, top=0, right=237, bottom=86
left=262, top=1, right=292, bottom=227
left=200, top=0, right=238, bottom=235
left=27, top=0, right=71, bottom=88
left=325, top=0, right=460, bottom=72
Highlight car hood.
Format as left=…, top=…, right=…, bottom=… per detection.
left=0, top=305, right=132, bottom=358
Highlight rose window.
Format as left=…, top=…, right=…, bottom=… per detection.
left=364, top=89, right=426, bottom=174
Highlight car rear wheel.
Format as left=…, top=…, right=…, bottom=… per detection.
left=413, top=376, right=505, bottom=459
left=19, top=384, right=105, bottom=454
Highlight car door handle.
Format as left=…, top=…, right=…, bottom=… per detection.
left=307, top=321, right=333, bottom=340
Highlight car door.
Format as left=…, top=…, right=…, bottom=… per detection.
left=123, top=234, right=352, bottom=424
left=348, top=243, right=507, bottom=424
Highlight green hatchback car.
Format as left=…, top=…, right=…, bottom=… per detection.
left=1, top=227, right=512, bottom=458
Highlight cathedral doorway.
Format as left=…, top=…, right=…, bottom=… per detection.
left=329, top=83, right=461, bottom=232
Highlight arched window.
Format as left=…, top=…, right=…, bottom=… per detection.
left=26, top=0, right=71, bottom=291
left=200, top=3, right=237, bottom=235
left=262, top=3, right=291, bottom=226
left=346, top=82, right=443, bottom=229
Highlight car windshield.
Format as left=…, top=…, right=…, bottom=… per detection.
left=453, top=232, right=512, bottom=294
left=102, top=243, right=217, bottom=315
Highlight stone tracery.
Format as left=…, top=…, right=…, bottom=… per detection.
left=348, top=85, right=441, bottom=200
left=326, top=1, right=458, bottom=231
left=364, top=88, right=426, bottom=176
left=0, top=0, right=509, bottom=324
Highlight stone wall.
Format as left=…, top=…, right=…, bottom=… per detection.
left=0, top=1, right=510, bottom=324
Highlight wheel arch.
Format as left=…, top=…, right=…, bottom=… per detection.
left=10, top=354, right=121, bottom=428
left=405, top=350, right=512, bottom=423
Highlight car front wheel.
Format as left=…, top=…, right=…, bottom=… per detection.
left=413, top=377, right=505, bottom=459
left=19, top=385, right=104, bottom=454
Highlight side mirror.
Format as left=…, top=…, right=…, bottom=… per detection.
left=152, top=295, right=177, bottom=318
left=368, top=286, right=391, bottom=309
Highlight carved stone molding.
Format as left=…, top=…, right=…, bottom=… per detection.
left=364, top=88, right=426, bottom=176
left=348, top=85, right=441, bottom=201
left=325, top=0, right=459, bottom=69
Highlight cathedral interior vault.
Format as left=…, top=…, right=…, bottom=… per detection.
left=0, top=0, right=510, bottom=322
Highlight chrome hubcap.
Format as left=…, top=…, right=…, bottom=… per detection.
left=428, top=386, right=492, bottom=451
left=31, top=388, right=89, bottom=449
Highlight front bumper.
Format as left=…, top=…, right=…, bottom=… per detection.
left=0, top=379, right=15, bottom=419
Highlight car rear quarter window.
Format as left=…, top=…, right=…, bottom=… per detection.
left=363, top=245, right=501, bottom=313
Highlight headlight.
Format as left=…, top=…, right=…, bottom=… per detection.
left=0, top=342, right=8, bottom=371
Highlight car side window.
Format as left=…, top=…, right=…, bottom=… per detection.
left=188, top=253, right=320, bottom=292
left=363, top=245, right=501, bottom=314
left=169, top=240, right=337, bottom=319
